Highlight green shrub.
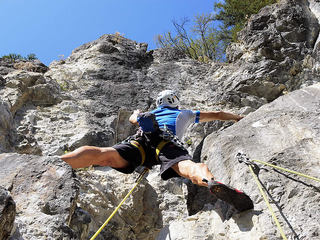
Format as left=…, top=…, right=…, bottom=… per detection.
left=1, top=53, right=38, bottom=62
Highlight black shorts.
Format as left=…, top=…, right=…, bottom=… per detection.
left=112, top=138, right=192, bottom=180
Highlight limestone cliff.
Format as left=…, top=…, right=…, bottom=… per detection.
left=0, top=0, right=319, bottom=239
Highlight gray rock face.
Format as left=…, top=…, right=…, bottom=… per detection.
left=0, top=59, right=17, bottom=77
left=0, top=69, right=61, bottom=155
left=13, top=60, right=48, bottom=73
left=0, top=154, right=79, bottom=239
left=0, top=75, right=5, bottom=87
left=0, top=187, right=16, bottom=240
left=226, top=0, right=320, bottom=101
left=0, top=100, right=15, bottom=153
left=0, top=58, right=47, bottom=76
left=2, top=70, right=61, bottom=116
left=197, top=84, right=320, bottom=240
left=0, top=0, right=320, bottom=239
left=76, top=167, right=162, bottom=240
left=231, top=0, right=319, bottom=62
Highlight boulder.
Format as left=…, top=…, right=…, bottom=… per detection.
left=0, top=154, right=80, bottom=239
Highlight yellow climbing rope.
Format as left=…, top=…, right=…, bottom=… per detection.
left=89, top=168, right=149, bottom=240
left=251, top=158, right=320, bottom=183
left=248, top=165, right=288, bottom=240
left=237, top=153, right=320, bottom=240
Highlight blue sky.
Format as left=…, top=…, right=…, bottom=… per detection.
left=1, top=0, right=218, bottom=66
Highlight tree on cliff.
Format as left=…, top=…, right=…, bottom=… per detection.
left=156, top=0, right=277, bottom=62
left=156, top=14, right=225, bottom=62
left=214, top=0, right=277, bottom=44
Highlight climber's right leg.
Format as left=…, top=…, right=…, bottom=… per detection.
left=61, top=146, right=129, bottom=169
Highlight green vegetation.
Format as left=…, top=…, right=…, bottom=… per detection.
left=26, top=53, right=37, bottom=60
left=1, top=53, right=38, bottom=62
left=156, top=0, right=277, bottom=62
left=185, top=138, right=193, bottom=146
left=59, top=81, right=69, bottom=91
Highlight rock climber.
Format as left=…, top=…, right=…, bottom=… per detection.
left=61, top=90, right=253, bottom=212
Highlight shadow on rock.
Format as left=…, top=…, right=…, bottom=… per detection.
left=233, top=209, right=263, bottom=232
left=186, top=182, right=260, bottom=231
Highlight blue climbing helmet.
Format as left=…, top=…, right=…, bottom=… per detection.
left=156, top=90, right=180, bottom=108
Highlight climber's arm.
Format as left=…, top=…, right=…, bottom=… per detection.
left=129, top=109, right=141, bottom=125
left=199, top=111, right=243, bottom=123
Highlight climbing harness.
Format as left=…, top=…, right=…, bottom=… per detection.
left=155, top=140, right=169, bottom=161
left=160, top=124, right=172, bottom=141
left=123, top=121, right=186, bottom=164
left=236, top=152, right=320, bottom=240
left=89, top=168, right=149, bottom=240
left=159, top=125, right=185, bottom=148
left=130, top=140, right=146, bottom=165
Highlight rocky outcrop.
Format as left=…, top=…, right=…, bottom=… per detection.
left=226, top=0, right=320, bottom=106
left=0, top=58, right=47, bottom=77
left=0, top=69, right=61, bottom=155
left=13, top=60, right=48, bottom=73
left=2, top=70, right=61, bottom=115
left=0, top=59, right=17, bottom=77
left=228, top=0, right=319, bottom=62
left=0, top=0, right=319, bottom=239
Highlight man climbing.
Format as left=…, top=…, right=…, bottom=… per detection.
left=61, top=90, right=253, bottom=212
